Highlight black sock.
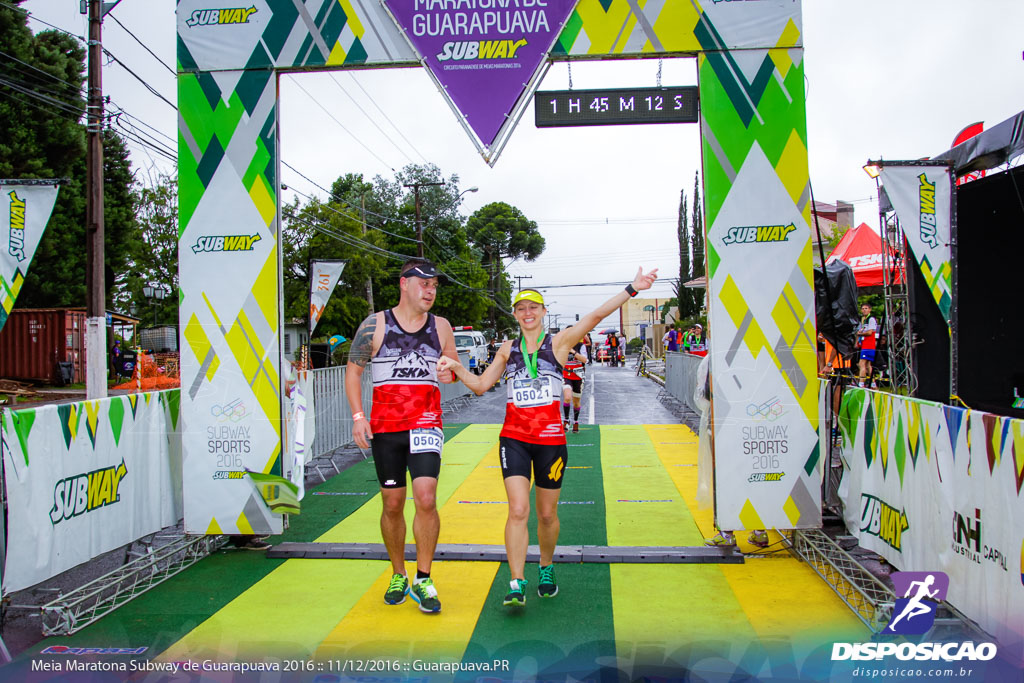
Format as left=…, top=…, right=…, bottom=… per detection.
left=563, top=403, right=570, bottom=419
left=416, top=570, right=430, bottom=581
left=573, top=407, right=580, bottom=423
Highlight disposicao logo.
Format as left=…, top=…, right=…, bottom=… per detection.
left=50, top=461, right=128, bottom=525
left=722, top=223, right=797, bottom=245
left=185, top=6, right=257, bottom=27
left=831, top=571, right=998, bottom=662
left=886, top=571, right=948, bottom=634
left=191, top=234, right=261, bottom=254
left=8, top=190, right=26, bottom=261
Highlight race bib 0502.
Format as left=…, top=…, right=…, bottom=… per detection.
left=410, top=427, right=444, bottom=455
left=511, top=378, right=554, bottom=408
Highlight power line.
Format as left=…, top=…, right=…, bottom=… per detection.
left=102, top=47, right=176, bottom=110
left=283, top=182, right=419, bottom=243
left=106, top=12, right=176, bottom=77
left=346, top=72, right=429, bottom=164
left=0, top=76, right=83, bottom=115
left=290, top=78, right=395, bottom=172
left=328, top=73, right=413, bottom=166
left=0, top=1, right=86, bottom=42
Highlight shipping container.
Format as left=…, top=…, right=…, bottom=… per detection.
left=0, top=309, right=87, bottom=384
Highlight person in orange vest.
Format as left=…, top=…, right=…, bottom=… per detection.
left=607, top=332, right=620, bottom=367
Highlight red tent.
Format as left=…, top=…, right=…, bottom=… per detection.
left=826, top=222, right=903, bottom=287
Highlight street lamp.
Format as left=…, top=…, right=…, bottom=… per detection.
left=142, top=285, right=167, bottom=327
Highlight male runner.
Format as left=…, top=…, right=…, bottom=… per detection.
left=856, top=303, right=878, bottom=387
left=438, top=267, right=658, bottom=608
left=345, top=258, right=458, bottom=614
left=561, top=342, right=588, bottom=433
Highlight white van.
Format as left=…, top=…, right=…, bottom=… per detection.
left=453, top=327, right=488, bottom=374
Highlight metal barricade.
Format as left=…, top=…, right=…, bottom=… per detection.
left=664, top=352, right=704, bottom=414
left=309, top=366, right=372, bottom=458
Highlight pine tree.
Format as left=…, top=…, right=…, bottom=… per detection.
left=690, top=171, right=705, bottom=313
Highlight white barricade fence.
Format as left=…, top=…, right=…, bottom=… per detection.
left=309, top=366, right=371, bottom=459
left=664, top=352, right=705, bottom=414
left=0, top=390, right=182, bottom=593
left=837, top=388, right=1023, bottom=659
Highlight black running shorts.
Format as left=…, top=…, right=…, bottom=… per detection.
left=371, top=430, right=441, bottom=489
left=565, top=378, right=583, bottom=396
left=498, top=436, right=568, bottom=490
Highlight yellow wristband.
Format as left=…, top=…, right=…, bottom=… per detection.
left=352, top=412, right=366, bottom=421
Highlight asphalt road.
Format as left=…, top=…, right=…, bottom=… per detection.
left=446, top=361, right=680, bottom=425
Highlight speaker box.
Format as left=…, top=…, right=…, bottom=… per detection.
left=953, top=164, right=1024, bottom=418
left=309, top=343, right=330, bottom=369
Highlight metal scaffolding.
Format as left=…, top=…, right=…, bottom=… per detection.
left=879, top=206, right=917, bottom=395
left=35, top=533, right=227, bottom=636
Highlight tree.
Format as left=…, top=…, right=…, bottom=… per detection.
left=1, top=7, right=139, bottom=311
left=466, top=201, right=545, bottom=331
left=675, top=187, right=696, bottom=318
left=689, top=171, right=706, bottom=314
left=281, top=164, right=492, bottom=342
left=123, top=172, right=178, bottom=326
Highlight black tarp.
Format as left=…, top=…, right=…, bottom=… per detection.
left=814, top=259, right=860, bottom=359
left=933, top=109, right=1024, bottom=177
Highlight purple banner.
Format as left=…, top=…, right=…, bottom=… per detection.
left=385, top=0, right=578, bottom=147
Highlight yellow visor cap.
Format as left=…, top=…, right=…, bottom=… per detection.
left=513, top=289, right=545, bottom=306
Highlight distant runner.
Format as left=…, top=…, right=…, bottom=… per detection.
left=439, top=267, right=658, bottom=609
left=561, top=341, right=588, bottom=434
left=346, top=258, right=458, bottom=614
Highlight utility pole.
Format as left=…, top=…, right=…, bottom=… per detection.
left=403, top=181, right=444, bottom=258
left=513, top=274, right=532, bottom=290
left=85, top=0, right=112, bottom=399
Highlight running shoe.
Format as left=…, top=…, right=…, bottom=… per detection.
left=564, top=419, right=571, bottom=430
left=704, top=531, right=736, bottom=547
left=384, top=573, right=409, bottom=605
left=503, top=578, right=528, bottom=607
left=537, top=565, right=558, bottom=598
left=572, top=422, right=579, bottom=434
left=410, top=577, right=441, bottom=613
left=748, top=530, right=770, bottom=548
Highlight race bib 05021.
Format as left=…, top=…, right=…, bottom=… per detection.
left=410, top=427, right=444, bottom=456
left=511, top=378, right=554, bottom=408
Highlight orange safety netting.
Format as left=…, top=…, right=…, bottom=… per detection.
left=111, top=352, right=181, bottom=392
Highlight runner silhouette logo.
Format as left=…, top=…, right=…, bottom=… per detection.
left=886, top=571, right=949, bottom=634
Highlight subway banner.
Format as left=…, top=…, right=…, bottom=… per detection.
left=879, top=164, right=953, bottom=326
left=0, top=182, right=59, bottom=333
left=837, top=388, right=1024, bottom=663
left=177, top=0, right=810, bottom=532
left=0, top=391, right=182, bottom=592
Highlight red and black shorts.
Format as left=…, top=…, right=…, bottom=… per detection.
left=499, top=436, right=568, bottom=490
left=370, top=430, right=441, bottom=489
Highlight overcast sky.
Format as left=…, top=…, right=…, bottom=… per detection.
left=19, top=0, right=1024, bottom=332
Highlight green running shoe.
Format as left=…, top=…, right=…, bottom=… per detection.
left=503, top=578, right=528, bottom=607
left=384, top=573, right=409, bottom=605
left=410, top=577, right=441, bottom=613
left=537, top=564, right=558, bottom=598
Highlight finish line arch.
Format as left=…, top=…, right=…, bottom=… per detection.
left=176, top=0, right=819, bottom=537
